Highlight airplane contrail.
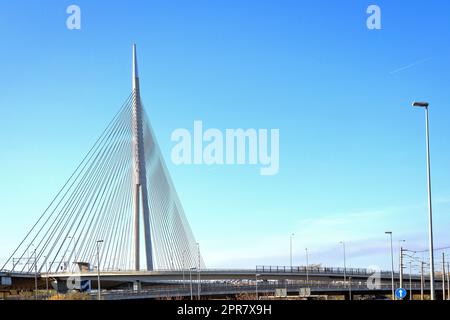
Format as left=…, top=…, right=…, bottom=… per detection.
left=389, top=57, right=432, bottom=75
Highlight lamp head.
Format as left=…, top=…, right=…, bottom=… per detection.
left=412, top=101, right=429, bottom=108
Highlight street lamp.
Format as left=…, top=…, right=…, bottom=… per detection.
left=385, top=231, right=395, bottom=300
left=447, top=261, right=450, bottom=301
left=33, top=249, right=38, bottom=300
left=290, top=233, right=294, bottom=269
left=305, top=248, right=309, bottom=286
left=96, top=240, right=104, bottom=301
left=29, top=244, right=38, bottom=300
left=412, top=101, right=435, bottom=300
left=442, top=252, right=446, bottom=300
left=43, top=255, right=49, bottom=297
left=339, top=241, right=347, bottom=287
left=409, top=261, right=413, bottom=300
left=421, top=261, right=424, bottom=300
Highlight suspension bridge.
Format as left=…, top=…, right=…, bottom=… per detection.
left=1, top=44, right=203, bottom=275
left=0, top=45, right=448, bottom=300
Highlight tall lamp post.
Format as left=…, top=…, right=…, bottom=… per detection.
left=96, top=240, right=104, bottom=301
left=442, top=253, right=446, bottom=300
left=385, top=231, right=395, bottom=300
left=340, top=241, right=347, bottom=287
left=305, top=248, right=309, bottom=286
left=409, top=261, right=413, bottom=300
left=447, top=261, right=450, bottom=300
left=420, top=261, right=424, bottom=300
left=33, top=249, right=38, bottom=300
left=43, top=255, right=49, bottom=297
left=290, top=233, right=294, bottom=269
left=29, top=244, right=38, bottom=300
left=412, top=101, right=435, bottom=300
left=447, top=262, right=450, bottom=300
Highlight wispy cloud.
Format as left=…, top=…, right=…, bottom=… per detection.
left=202, top=199, right=450, bottom=269
left=433, top=193, right=450, bottom=205
left=203, top=208, right=395, bottom=268
left=389, top=57, right=432, bottom=75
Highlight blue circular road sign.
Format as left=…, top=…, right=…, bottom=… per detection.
left=395, top=288, right=407, bottom=299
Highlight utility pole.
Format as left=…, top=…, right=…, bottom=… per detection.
left=340, top=241, right=347, bottom=287
left=290, top=233, right=294, bottom=270
left=305, top=248, right=309, bottom=286
left=447, top=261, right=450, bottom=300
left=409, top=261, right=412, bottom=300
left=442, top=252, right=446, bottom=300
left=421, top=261, right=424, bottom=300
left=399, top=247, right=404, bottom=289
left=398, top=239, right=405, bottom=287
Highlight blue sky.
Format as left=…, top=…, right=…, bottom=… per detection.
left=1, top=0, right=450, bottom=272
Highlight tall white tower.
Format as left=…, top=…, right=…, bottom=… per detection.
left=132, top=44, right=153, bottom=271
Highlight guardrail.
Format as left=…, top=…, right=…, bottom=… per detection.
left=3, top=280, right=443, bottom=300
left=3, top=267, right=428, bottom=281
left=257, top=266, right=374, bottom=275
left=255, top=266, right=425, bottom=280
left=93, top=280, right=441, bottom=300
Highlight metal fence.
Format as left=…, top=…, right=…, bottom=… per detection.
left=93, top=280, right=442, bottom=300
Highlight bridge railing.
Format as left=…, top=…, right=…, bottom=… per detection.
left=0, top=270, right=40, bottom=276
left=151, top=267, right=387, bottom=276
left=92, top=280, right=439, bottom=300
left=254, top=266, right=423, bottom=280
left=257, top=265, right=371, bottom=274
left=12, top=267, right=424, bottom=281
left=256, top=265, right=380, bottom=276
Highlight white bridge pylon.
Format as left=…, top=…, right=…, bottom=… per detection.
left=2, top=45, right=205, bottom=273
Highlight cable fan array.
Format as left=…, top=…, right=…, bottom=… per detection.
left=2, top=92, right=204, bottom=273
